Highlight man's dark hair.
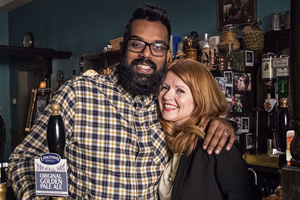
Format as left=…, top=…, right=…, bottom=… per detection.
left=123, top=3, right=171, bottom=42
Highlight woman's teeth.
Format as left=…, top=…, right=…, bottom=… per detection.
left=164, top=104, right=177, bottom=110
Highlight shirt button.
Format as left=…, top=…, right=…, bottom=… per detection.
left=136, top=167, right=141, bottom=171
left=137, top=196, right=142, bottom=200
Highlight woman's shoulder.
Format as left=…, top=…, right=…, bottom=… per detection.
left=192, top=140, right=244, bottom=163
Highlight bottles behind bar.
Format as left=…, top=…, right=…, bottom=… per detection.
left=262, top=53, right=276, bottom=85
left=276, top=68, right=289, bottom=100
left=47, top=103, right=66, bottom=158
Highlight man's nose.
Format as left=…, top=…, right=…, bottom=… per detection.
left=139, top=45, right=152, bottom=57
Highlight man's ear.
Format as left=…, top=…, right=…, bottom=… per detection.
left=167, top=50, right=173, bottom=64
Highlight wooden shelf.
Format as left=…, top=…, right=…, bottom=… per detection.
left=0, top=45, right=72, bottom=89
left=0, top=45, right=72, bottom=60
left=80, top=50, right=121, bottom=74
left=264, top=29, right=290, bottom=54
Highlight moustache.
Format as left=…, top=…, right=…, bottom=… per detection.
left=130, top=58, right=157, bottom=72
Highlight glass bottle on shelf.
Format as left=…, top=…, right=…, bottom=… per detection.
left=273, top=55, right=289, bottom=103
left=200, top=33, right=211, bottom=67
left=225, top=43, right=233, bottom=70
left=277, top=72, right=289, bottom=100
left=275, top=61, right=289, bottom=100
left=262, top=52, right=276, bottom=87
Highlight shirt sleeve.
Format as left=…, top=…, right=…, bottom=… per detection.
left=7, top=80, right=76, bottom=200
left=224, top=114, right=238, bottom=132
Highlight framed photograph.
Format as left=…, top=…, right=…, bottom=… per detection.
left=224, top=71, right=233, bottom=85
left=246, top=133, right=254, bottom=149
left=241, top=117, right=249, bottom=133
left=225, top=86, right=233, bottom=101
left=25, top=88, right=53, bottom=132
left=215, top=77, right=226, bottom=94
left=230, top=93, right=243, bottom=112
left=245, top=50, right=254, bottom=66
left=233, top=72, right=251, bottom=91
left=217, top=0, right=257, bottom=28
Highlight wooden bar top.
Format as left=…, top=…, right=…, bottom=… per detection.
left=243, top=154, right=279, bottom=169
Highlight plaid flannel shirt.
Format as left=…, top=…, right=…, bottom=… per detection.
left=8, top=69, right=168, bottom=200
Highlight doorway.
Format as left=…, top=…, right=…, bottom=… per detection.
left=15, top=63, right=46, bottom=148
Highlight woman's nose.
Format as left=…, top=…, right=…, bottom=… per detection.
left=163, top=90, right=173, bottom=100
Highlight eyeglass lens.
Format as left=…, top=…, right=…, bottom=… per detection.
left=127, top=39, right=168, bottom=56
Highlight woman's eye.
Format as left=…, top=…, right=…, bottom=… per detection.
left=177, top=89, right=185, bottom=93
left=161, top=86, right=168, bottom=90
left=160, top=85, right=168, bottom=91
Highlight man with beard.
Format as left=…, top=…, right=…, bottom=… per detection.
left=8, top=3, right=235, bottom=199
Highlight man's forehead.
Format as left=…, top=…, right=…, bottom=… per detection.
left=130, top=19, right=169, bottom=43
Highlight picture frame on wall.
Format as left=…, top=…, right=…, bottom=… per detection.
left=224, top=71, right=233, bottom=85
left=246, top=133, right=254, bottom=149
left=230, top=93, right=243, bottom=113
left=233, top=72, right=251, bottom=91
left=225, top=86, right=233, bottom=102
left=217, top=0, right=257, bottom=28
left=241, top=117, right=249, bottom=133
left=245, top=50, right=254, bottom=66
left=215, top=77, right=226, bottom=94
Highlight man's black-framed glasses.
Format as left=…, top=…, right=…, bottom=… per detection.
left=127, top=39, right=169, bottom=57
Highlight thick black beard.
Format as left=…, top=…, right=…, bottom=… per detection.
left=117, top=57, right=166, bottom=96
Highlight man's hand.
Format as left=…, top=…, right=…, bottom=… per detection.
left=201, top=118, right=235, bottom=155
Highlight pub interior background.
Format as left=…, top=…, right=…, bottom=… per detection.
left=0, top=0, right=293, bottom=198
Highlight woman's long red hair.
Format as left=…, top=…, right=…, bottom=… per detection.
left=158, top=59, right=229, bottom=156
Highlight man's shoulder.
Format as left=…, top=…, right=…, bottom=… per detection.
left=81, top=69, right=100, bottom=76
left=73, top=69, right=115, bottom=87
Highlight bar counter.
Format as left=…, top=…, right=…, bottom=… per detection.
left=243, top=154, right=279, bottom=169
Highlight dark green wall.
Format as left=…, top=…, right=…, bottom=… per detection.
left=0, top=0, right=291, bottom=160
left=0, top=10, right=11, bottom=161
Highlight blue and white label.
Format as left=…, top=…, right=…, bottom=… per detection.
left=40, top=153, right=61, bottom=165
left=35, top=153, right=68, bottom=196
